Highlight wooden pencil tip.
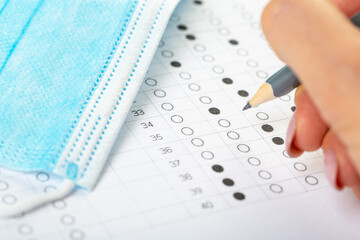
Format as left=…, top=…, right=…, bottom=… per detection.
left=242, top=102, right=252, bottom=111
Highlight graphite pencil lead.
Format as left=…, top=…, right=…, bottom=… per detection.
left=242, top=102, right=252, bottom=111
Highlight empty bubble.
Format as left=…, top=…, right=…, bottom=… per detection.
left=52, top=199, right=67, bottom=210
left=218, top=27, right=231, bottom=36
left=305, top=176, right=319, bottom=185
left=201, top=151, right=214, bottom=160
left=188, top=83, right=201, bottom=91
left=237, top=144, right=250, bottom=153
left=161, top=103, right=174, bottom=111
left=236, top=49, right=249, bottom=57
left=247, top=157, right=261, bottom=166
left=2, top=194, right=17, bottom=205
left=179, top=72, right=192, bottom=80
left=218, top=119, right=231, bottom=128
left=256, top=112, right=269, bottom=120
left=246, top=60, right=259, bottom=68
left=36, top=172, right=49, bottom=182
left=154, top=90, right=166, bottom=98
left=202, top=55, right=215, bottom=63
left=269, top=184, right=283, bottom=194
left=280, top=95, right=291, bottom=102
left=194, top=44, right=206, bottom=52
left=191, top=138, right=204, bottom=147
left=256, top=71, right=268, bottom=79
left=258, top=170, right=272, bottom=180
left=294, top=162, right=307, bottom=172
left=145, top=78, right=157, bottom=86
left=69, top=229, right=85, bottom=240
left=171, top=115, right=184, bottom=123
left=199, top=96, right=212, bottom=104
left=18, top=223, right=33, bottom=236
left=61, top=214, right=76, bottom=226
left=212, top=66, right=224, bottom=74
left=161, top=50, right=174, bottom=58
left=227, top=131, right=240, bottom=140
left=181, top=127, right=194, bottom=136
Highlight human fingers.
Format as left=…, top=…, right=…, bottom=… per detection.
left=286, top=86, right=329, bottom=157
left=262, top=0, right=360, bottom=174
left=322, top=130, right=360, bottom=190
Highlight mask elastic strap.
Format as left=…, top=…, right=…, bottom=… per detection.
left=0, top=179, right=75, bottom=218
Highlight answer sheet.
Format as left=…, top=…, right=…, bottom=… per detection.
left=1, top=0, right=360, bottom=239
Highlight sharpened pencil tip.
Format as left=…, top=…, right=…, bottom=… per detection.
left=242, top=102, right=252, bottom=111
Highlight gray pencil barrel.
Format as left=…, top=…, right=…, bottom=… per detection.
left=352, top=11, right=360, bottom=26
left=266, top=66, right=300, bottom=97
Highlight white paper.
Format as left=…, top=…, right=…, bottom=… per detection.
left=1, top=0, right=359, bottom=239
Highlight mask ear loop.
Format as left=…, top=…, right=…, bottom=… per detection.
left=0, top=179, right=75, bottom=218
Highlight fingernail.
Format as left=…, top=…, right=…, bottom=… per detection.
left=324, top=150, right=340, bottom=189
left=286, top=113, right=302, bottom=157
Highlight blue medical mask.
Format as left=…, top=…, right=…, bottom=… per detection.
left=0, top=0, right=180, bottom=217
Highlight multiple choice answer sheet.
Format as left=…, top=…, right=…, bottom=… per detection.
left=1, top=0, right=360, bottom=239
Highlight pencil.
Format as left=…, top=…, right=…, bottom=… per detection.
left=243, top=11, right=360, bottom=111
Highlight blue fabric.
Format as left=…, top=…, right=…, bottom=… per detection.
left=0, top=0, right=136, bottom=172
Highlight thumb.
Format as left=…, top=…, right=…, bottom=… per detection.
left=262, top=0, right=360, bottom=172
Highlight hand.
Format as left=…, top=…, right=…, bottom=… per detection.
left=261, top=0, right=360, bottom=197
